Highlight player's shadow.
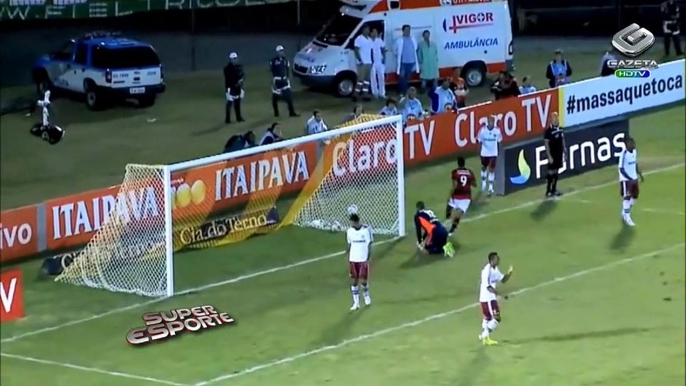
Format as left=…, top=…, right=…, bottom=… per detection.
left=453, top=346, right=490, bottom=386
left=373, top=237, right=404, bottom=262
left=609, top=224, right=636, bottom=251
left=469, top=190, right=488, bottom=214
left=399, top=251, right=450, bottom=269
left=530, top=199, right=557, bottom=221
left=315, top=309, right=365, bottom=347
left=503, top=327, right=655, bottom=345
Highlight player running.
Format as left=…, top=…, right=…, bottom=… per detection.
left=618, top=137, right=644, bottom=227
left=478, top=252, right=513, bottom=346
left=346, top=213, right=372, bottom=311
left=415, top=201, right=455, bottom=257
left=477, top=115, right=503, bottom=196
left=446, top=156, right=477, bottom=236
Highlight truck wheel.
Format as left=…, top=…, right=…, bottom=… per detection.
left=84, top=81, right=103, bottom=111
left=461, top=62, right=487, bottom=87
left=334, top=73, right=356, bottom=98
left=137, top=95, right=156, bottom=108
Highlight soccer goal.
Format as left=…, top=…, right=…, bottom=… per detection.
left=55, top=114, right=406, bottom=297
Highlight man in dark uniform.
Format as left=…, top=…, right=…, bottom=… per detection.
left=414, top=201, right=455, bottom=257
left=543, top=112, right=566, bottom=198
left=270, top=45, right=299, bottom=118
left=224, top=52, right=245, bottom=123
left=661, top=0, right=683, bottom=56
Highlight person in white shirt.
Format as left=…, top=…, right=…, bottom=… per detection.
left=346, top=213, right=373, bottom=311
left=519, top=76, right=537, bottom=95
left=618, top=137, right=644, bottom=227
left=305, top=110, right=328, bottom=136
left=353, top=25, right=374, bottom=102
left=477, top=115, right=503, bottom=195
left=478, top=252, right=513, bottom=346
left=379, top=98, right=398, bottom=116
left=369, top=28, right=386, bottom=99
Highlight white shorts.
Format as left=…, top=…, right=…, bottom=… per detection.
left=448, top=199, right=471, bottom=214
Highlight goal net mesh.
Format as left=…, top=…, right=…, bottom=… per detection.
left=56, top=114, right=402, bottom=297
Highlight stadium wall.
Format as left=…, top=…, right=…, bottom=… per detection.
left=1, top=59, right=683, bottom=264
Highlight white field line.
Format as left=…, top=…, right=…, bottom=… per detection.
left=194, top=242, right=686, bottom=385
left=570, top=197, right=686, bottom=216
left=2, top=163, right=683, bottom=344
left=0, top=352, right=185, bottom=386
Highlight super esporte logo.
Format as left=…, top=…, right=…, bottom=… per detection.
left=509, top=150, right=531, bottom=185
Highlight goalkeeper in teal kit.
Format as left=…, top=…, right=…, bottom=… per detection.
left=414, top=201, right=455, bottom=257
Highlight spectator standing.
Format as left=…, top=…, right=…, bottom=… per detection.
left=599, top=48, right=618, bottom=77
left=429, top=78, right=456, bottom=114
left=417, top=30, right=439, bottom=92
left=305, top=110, right=328, bottom=136
left=259, top=123, right=284, bottom=146
left=270, top=45, right=299, bottom=118
left=450, top=69, right=468, bottom=108
left=224, top=52, right=245, bottom=124
left=353, top=25, right=374, bottom=102
left=395, top=25, right=418, bottom=97
left=545, top=49, right=572, bottom=88
left=370, top=28, right=387, bottom=99
left=379, top=98, right=398, bottom=116
left=661, top=0, right=683, bottom=56
left=519, top=76, right=537, bottom=94
left=401, top=87, right=423, bottom=123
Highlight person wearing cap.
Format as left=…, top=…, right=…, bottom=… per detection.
left=270, top=45, right=299, bottom=118
left=224, top=52, right=245, bottom=123
left=545, top=49, right=572, bottom=88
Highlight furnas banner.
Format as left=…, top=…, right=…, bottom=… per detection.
left=502, top=118, right=629, bottom=195
left=173, top=206, right=280, bottom=250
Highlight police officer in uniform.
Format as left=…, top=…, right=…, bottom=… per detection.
left=543, top=112, right=566, bottom=198
left=224, top=52, right=245, bottom=123
left=661, top=0, right=683, bottom=56
left=270, top=45, right=299, bottom=118
left=545, top=49, right=572, bottom=88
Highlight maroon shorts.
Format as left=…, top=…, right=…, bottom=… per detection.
left=349, top=261, right=369, bottom=280
left=620, top=180, right=639, bottom=199
left=480, top=300, right=500, bottom=321
left=480, top=156, right=497, bottom=169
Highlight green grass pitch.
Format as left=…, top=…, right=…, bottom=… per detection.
left=0, top=50, right=683, bottom=386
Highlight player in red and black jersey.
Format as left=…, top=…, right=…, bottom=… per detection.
left=446, top=156, right=477, bottom=235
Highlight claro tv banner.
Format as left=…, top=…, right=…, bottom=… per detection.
left=3, top=89, right=561, bottom=262
left=1, top=269, right=24, bottom=322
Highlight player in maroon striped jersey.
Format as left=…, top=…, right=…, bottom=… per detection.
left=446, top=156, right=477, bottom=235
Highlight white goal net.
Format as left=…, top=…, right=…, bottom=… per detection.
left=56, top=114, right=405, bottom=297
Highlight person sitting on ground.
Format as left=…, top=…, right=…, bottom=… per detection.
left=223, top=130, right=257, bottom=153
left=259, top=122, right=284, bottom=146
left=379, top=98, right=398, bottom=116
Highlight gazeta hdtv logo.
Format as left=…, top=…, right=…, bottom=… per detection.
left=509, top=150, right=531, bottom=185
left=615, top=69, right=651, bottom=78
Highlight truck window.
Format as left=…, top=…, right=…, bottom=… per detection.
left=91, top=46, right=161, bottom=69
left=315, top=13, right=362, bottom=46
left=74, top=43, right=88, bottom=65
left=52, top=41, right=74, bottom=61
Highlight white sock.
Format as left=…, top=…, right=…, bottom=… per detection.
left=487, top=172, right=495, bottom=191
left=351, top=285, right=359, bottom=305
left=629, top=198, right=635, bottom=207
left=362, top=284, right=370, bottom=298
left=622, top=199, right=631, bottom=217
left=481, top=170, right=487, bottom=190
left=486, top=319, right=499, bottom=332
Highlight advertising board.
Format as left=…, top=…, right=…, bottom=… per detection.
left=502, top=118, right=629, bottom=194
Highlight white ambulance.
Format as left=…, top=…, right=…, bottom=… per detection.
left=293, top=0, right=514, bottom=97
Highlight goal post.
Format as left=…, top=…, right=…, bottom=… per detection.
left=55, top=114, right=405, bottom=297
